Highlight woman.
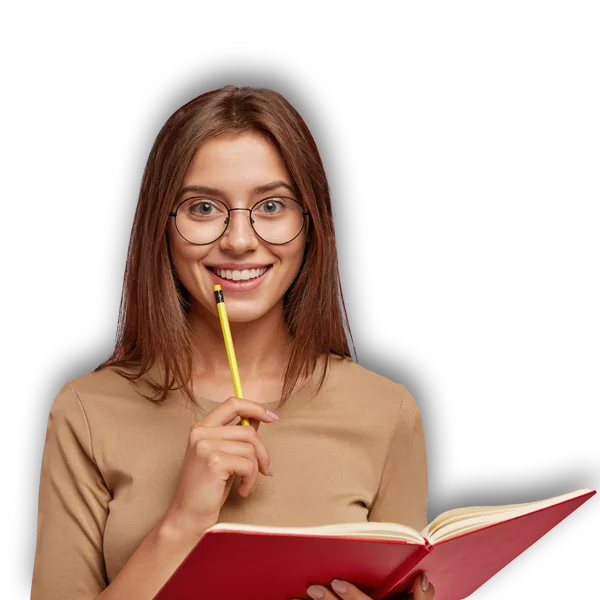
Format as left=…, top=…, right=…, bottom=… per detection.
left=31, top=85, right=435, bottom=600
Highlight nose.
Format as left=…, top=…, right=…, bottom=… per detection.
left=218, top=208, right=260, bottom=252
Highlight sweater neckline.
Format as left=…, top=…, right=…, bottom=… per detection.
left=142, top=352, right=342, bottom=418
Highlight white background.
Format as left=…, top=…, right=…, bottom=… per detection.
left=2, top=2, right=598, bottom=599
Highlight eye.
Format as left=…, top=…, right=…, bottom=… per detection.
left=191, top=201, right=214, bottom=215
left=255, top=197, right=288, bottom=215
left=184, top=198, right=225, bottom=218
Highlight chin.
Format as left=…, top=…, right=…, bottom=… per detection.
left=221, top=306, right=270, bottom=323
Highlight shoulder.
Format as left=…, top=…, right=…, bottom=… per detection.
left=67, top=364, right=140, bottom=399
left=56, top=365, right=135, bottom=408
left=336, top=357, right=407, bottom=390
left=56, top=364, right=163, bottom=424
left=44, top=372, right=131, bottom=451
left=47, top=364, right=185, bottom=452
left=327, top=355, right=419, bottom=422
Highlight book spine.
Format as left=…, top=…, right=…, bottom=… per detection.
left=374, top=542, right=433, bottom=599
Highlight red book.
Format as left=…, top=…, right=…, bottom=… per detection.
left=153, top=488, right=595, bottom=600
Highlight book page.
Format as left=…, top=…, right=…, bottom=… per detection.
left=422, top=488, right=590, bottom=543
left=206, top=521, right=426, bottom=544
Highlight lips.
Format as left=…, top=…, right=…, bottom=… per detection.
left=209, top=265, right=269, bottom=281
left=206, top=264, right=273, bottom=291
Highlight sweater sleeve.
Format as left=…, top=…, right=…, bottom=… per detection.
left=367, top=385, right=428, bottom=533
left=31, top=383, right=111, bottom=600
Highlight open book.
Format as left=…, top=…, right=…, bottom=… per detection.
left=153, top=488, right=595, bottom=600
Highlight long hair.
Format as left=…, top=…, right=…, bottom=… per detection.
left=96, top=85, right=357, bottom=408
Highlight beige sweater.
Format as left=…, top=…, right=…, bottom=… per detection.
left=30, top=353, right=428, bottom=599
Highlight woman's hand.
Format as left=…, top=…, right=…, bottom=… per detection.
left=162, top=396, right=279, bottom=540
left=292, top=573, right=434, bottom=600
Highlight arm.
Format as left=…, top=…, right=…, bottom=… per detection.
left=31, top=383, right=111, bottom=599
left=96, top=515, right=205, bottom=600
left=30, top=382, right=209, bottom=600
left=100, top=395, right=278, bottom=599
left=367, top=384, right=428, bottom=533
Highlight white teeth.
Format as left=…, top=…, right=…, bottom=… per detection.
left=214, top=267, right=269, bottom=281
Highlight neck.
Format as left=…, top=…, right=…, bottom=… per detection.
left=188, top=300, right=292, bottom=381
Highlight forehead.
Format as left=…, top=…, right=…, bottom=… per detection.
left=183, top=130, right=291, bottom=187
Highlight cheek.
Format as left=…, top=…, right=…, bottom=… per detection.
left=168, top=232, right=206, bottom=281
left=280, top=240, right=307, bottom=282
left=167, top=231, right=185, bottom=275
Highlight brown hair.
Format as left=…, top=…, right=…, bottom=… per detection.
left=95, top=85, right=357, bottom=408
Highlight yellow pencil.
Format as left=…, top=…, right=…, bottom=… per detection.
left=213, top=284, right=250, bottom=427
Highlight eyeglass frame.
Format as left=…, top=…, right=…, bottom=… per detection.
left=168, top=195, right=310, bottom=246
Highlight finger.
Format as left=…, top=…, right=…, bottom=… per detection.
left=191, top=425, right=271, bottom=476
left=410, top=574, right=435, bottom=599
left=194, top=396, right=279, bottom=428
left=204, top=451, right=258, bottom=496
left=306, top=579, right=372, bottom=599
left=329, top=580, right=373, bottom=598
left=196, top=439, right=261, bottom=491
left=237, top=417, right=259, bottom=431
left=196, top=439, right=256, bottom=462
left=306, top=584, right=338, bottom=599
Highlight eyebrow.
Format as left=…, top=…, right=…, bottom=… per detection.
left=176, top=180, right=298, bottom=201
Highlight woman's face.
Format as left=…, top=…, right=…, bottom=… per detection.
left=168, top=130, right=307, bottom=323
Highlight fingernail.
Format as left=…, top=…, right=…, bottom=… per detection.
left=421, top=574, right=429, bottom=591
left=268, top=463, right=273, bottom=476
left=331, top=579, right=347, bottom=594
left=307, top=586, right=324, bottom=599
left=265, top=409, right=279, bottom=420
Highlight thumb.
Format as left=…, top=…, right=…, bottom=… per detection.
left=410, top=573, right=432, bottom=598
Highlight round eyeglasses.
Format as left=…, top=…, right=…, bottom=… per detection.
left=169, top=196, right=310, bottom=245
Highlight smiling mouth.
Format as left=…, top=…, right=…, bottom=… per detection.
left=206, top=265, right=273, bottom=283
